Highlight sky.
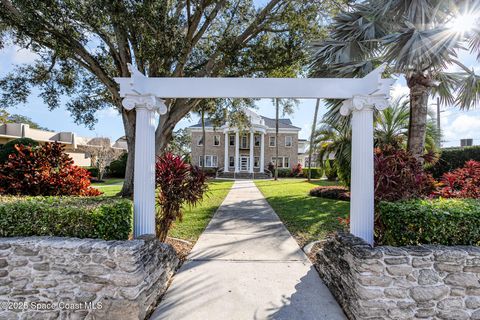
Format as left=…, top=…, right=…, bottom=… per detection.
left=1, top=43, right=479, bottom=148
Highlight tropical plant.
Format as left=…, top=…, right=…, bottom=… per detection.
left=155, top=153, right=208, bottom=242
left=0, top=142, right=101, bottom=196
left=310, top=0, right=480, bottom=161
left=273, top=98, right=298, bottom=180
left=435, top=160, right=480, bottom=198
left=0, top=137, right=38, bottom=163
left=0, top=0, right=334, bottom=196
left=307, top=99, right=321, bottom=181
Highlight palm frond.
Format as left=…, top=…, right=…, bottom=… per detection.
left=455, top=72, right=480, bottom=110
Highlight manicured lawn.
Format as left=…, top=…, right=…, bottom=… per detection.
left=255, top=179, right=349, bottom=246
left=91, top=179, right=234, bottom=241
left=169, top=180, right=234, bottom=241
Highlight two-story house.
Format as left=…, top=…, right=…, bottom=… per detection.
left=188, top=109, right=301, bottom=178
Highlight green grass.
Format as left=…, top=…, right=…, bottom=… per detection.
left=169, top=180, right=234, bottom=241
left=255, top=178, right=349, bottom=246
left=90, top=178, right=234, bottom=241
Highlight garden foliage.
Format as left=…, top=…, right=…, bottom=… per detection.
left=0, top=197, right=132, bottom=240
left=0, top=142, right=101, bottom=196
left=435, top=160, right=480, bottom=198
left=324, top=160, right=338, bottom=181
left=155, top=153, right=208, bottom=242
left=429, top=146, right=480, bottom=178
left=0, top=137, right=38, bottom=163
left=302, top=167, right=323, bottom=179
left=309, top=186, right=350, bottom=201
left=378, top=199, right=480, bottom=246
left=108, top=152, right=127, bottom=178
left=374, top=145, right=436, bottom=202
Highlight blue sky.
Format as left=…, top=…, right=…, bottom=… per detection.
left=1, top=43, right=479, bottom=147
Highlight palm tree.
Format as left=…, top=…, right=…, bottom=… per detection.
left=273, top=98, right=297, bottom=180
left=307, top=99, right=321, bottom=182
left=311, top=0, right=480, bottom=161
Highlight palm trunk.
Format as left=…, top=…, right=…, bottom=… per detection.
left=201, top=108, right=206, bottom=169
left=275, top=99, right=279, bottom=181
left=407, top=74, right=432, bottom=162
left=308, top=99, right=320, bottom=182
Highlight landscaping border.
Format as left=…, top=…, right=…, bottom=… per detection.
left=0, top=235, right=179, bottom=320
left=316, top=232, right=480, bottom=320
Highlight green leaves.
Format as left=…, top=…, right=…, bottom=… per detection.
left=378, top=198, right=480, bottom=246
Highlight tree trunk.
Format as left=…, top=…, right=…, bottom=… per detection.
left=308, top=99, right=320, bottom=182
left=120, top=108, right=136, bottom=197
left=406, top=74, right=432, bottom=162
left=201, top=108, right=206, bottom=169
left=275, top=99, right=279, bottom=181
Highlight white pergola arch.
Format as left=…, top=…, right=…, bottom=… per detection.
left=115, top=64, right=395, bottom=246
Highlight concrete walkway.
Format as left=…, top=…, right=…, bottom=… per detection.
left=150, top=180, right=346, bottom=320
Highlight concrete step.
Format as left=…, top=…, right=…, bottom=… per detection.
left=217, top=172, right=271, bottom=179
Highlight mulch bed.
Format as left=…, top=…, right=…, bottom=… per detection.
left=165, top=237, right=194, bottom=264
left=309, top=186, right=350, bottom=201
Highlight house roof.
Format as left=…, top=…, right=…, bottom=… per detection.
left=188, top=116, right=300, bottom=130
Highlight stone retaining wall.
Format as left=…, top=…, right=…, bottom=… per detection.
left=316, top=232, right=480, bottom=320
left=0, top=235, right=179, bottom=320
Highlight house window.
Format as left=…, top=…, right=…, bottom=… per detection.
left=197, top=136, right=203, bottom=146
left=284, top=157, right=290, bottom=168
left=213, top=135, right=220, bottom=146
left=229, top=134, right=235, bottom=146
left=199, top=155, right=218, bottom=167
left=271, top=157, right=290, bottom=168
left=254, top=157, right=260, bottom=168
left=269, top=136, right=276, bottom=147
left=254, top=135, right=261, bottom=147
left=229, top=156, right=235, bottom=167
left=285, top=136, right=293, bottom=147
left=241, top=135, right=248, bottom=148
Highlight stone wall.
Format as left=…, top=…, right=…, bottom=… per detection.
left=316, top=232, right=480, bottom=320
left=0, top=235, right=179, bottom=320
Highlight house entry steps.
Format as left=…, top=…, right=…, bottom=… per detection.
left=150, top=180, right=346, bottom=320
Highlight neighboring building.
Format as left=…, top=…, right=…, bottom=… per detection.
left=188, top=109, right=301, bottom=177
left=0, top=123, right=126, bottom=166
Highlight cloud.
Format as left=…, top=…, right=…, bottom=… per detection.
left=390, top=83, right=409, bottom=99
left=442, top=112, right=480, bottom=147
left=10, top=46, right=38, bottom=64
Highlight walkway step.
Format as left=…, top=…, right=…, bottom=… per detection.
left=150, top=180, right=346, bottom=320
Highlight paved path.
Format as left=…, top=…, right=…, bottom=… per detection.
left=151, top=180, right=346, bottom=320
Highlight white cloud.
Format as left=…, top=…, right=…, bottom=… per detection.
left=442, top=112, right=480, bottom=147
left=10, top=46, right=38, bottom=64
left=390, top=83, right=409, bottom=99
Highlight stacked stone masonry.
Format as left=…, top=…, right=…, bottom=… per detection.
left=0, top=235, right=179, bottom=320
left=316, top=232, right=480, bottom=320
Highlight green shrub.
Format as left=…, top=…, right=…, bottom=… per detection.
left=378, top=199, right=480, bottom=246
left=0, top=138, right=38, bottom=163
left=85, top=167, right=99, bottom=179
left=302, top=167, right=323, bottom=179
left=276, top=168, right=292, bottom=178
left=0, top=196, right=132, bottom=240
left=324, top=160, right=338, bottom=181
left=429, top=146, right=480, bottom=178
left=108, top=153, right=127, bottom=178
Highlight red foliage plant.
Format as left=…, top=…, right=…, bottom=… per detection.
left=435, top=160, right=480, bottom=198
left=374, top=145, right=436, bottom=202
left=0, top=143, right=101, bottom=196
left=155, top=152, right=208, bottom=242
left=291, top=163, right=303, bottom=177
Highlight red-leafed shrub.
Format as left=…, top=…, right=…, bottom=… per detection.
left=309, top=186, right=350, bottom=201
left=435, top=160, right=480, bottom=198
left=0, top=143, right=101, bottom=196
left=291, top=163, right=303, bottom=177
left=155, top=152, right=208, bottom=241
left=374, top=145, right=436, bottom=202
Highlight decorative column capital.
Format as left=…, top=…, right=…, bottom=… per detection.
left=122, top=94, right=168, bottom=115
left=340, top=94, right=389, bottom=116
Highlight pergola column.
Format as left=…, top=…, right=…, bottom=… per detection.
left=260, top=132, right=265, bottom=173
left=249, top=129, right=254, bottom=173
left=340, top=95, right=388, bottom=246
left=224, top=131, right=229, bottom=172
left=235, top=131, right=240, bottom=173
left=122, top=94, right=167, bottom=238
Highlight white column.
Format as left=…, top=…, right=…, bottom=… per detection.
left=249, top=130, right=254, bottom=173
left=122, top=94, right=167, bottom=238
left=340, top=95, right=388, bottom=246
left=260, top=132, right=265, bottom=173
left=235, top=131, right=240, bottom=173
left=224, top=131, right=229, bottom=172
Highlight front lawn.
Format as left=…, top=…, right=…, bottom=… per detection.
left=91, top=179, right=124, bottom=197
left=255, top=179, right=349, bottom=247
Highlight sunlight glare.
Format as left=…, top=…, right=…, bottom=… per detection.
left=448, top=13, right=479, bottom=33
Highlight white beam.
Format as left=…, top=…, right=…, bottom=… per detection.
left=115, top=64, right=393, bottom=99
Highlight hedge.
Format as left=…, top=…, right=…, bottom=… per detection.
left=429, top=146, right=480, bottom=178
left=85, top=166, right=99, bottom=179
left=0, top=196, right=132, bottom=240
left=378, top=199, right=480, bottom=246
left=302, top=167, right=323, bottom=179
left=108, top=153, right=127, bottom=178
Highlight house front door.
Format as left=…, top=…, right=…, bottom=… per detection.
left=240, top=156, right=249, bottom=172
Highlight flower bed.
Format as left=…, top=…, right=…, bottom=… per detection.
left=309, top=186, right=350, bottom=201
